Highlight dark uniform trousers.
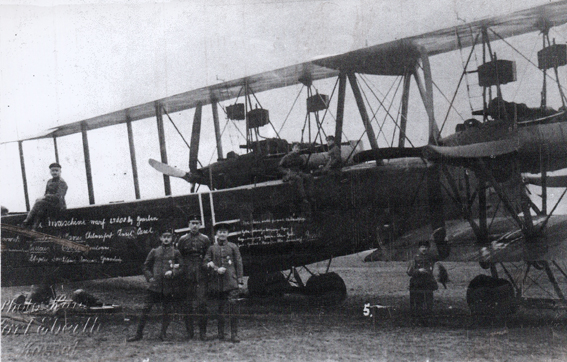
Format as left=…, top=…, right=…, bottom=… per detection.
left=131, top=245, right=182, bottom=340
left=279, top=151, right=314, bottom=200
left=181, top=259, right=209, bottom=338
left=204, top=241, right=244, bottom=341
left=408, top=254, right=439, bottom=319
left=210, top=289, right=240, bottom=340
left=177, top=232, right=211, bottom=339
left=135, top=291, right=175, bottom=338
left=23, top=177, right=67, bottom=230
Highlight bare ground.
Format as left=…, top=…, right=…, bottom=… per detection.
left=2, top=253, right=567, bottom=362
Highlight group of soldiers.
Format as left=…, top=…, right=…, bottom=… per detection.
left=127, top=216, right=244, bottom=343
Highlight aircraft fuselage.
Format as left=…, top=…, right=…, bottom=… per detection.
left=1, top=159, right=465, bottom=286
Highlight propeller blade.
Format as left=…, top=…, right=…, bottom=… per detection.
left=148, top=158, right=188, bottom=178
left=189, top=103, right=203, bottom=173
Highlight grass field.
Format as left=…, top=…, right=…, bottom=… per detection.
left=2, top=252, right=567, bottom=362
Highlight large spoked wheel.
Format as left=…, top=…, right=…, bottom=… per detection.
left=247, top=271, right=290, bottom=297
left=466, top=274, right=518, bottom=316
left=305, top=272, right=347, bottom=306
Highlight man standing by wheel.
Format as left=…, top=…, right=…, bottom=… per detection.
left=177, top=215, right=211, bottom=340
left=204, top=223, right=244, bottom=343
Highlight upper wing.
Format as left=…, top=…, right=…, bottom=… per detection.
left=10, top=1, right=567, bottom=143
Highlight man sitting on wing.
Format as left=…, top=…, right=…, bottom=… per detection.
left=278, top=142, right=314, bottom=203
left=321, top=135, right=342, bottom=173
left=22, top=162, right=68, bottom=230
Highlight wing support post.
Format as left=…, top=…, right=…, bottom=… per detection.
left=211, top=101, right=224, bottom=161
left=18, top=141, right=30, bottom=211
left=398, top=71, right=411, bottom=148
left=126, top=114, right=141, bottom=200
left=347, top=72, right=379, bottom=150
left=334, top=72, right=347, bottom=146
left=81, top=122, right=95, bottom=205
left=53, top=136, right=59, bottom=163
left=413, top=46, right=439, bottom=145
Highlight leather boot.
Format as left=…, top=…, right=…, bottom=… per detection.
left=230, top=318, right=240, bottom=343
left=127, top=319, right=146, bottom=342
left=127, top=334, right=143, bottom=342
left=199, top=317, right=207, bottom=341
left=159, top=316, right=170, bottom=341
left=185, top=315, right=194, bottom=340
left=217, top=318, right=225, bottom=340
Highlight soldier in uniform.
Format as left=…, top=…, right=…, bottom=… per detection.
left=406, top=240, right=440, bottom=322
left=278, top=142, right=314, bottom=202
left=321, top=135, right=342, bottom=173
left=177, top=215, right=211, bottom=340
left=127, top=229, right=182, bottom=342
left=204, top=223, right=244, bottom=343
left=22, top=162, right=68, bottom=230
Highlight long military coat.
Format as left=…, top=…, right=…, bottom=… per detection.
left=204, top=241, right=243, bottom=292
left=143, top=245, right=183, bottom=295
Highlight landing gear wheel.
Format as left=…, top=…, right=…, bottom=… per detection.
left=305, top=272, right=347, bottom=306
left=466, top=274, right=518, bottom=316
left=247, top=272, right=290, bottom=297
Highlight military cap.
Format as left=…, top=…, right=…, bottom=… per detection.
left=418, top=240, right=430, bottom=248
left=49, top=162, right=62, bottom=169
left=158, top=227, right=174, bottom=235
left=214, top=222, right=231, bottom=232
left=188, top=215, right=201, bottom=222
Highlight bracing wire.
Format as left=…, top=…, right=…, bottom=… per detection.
left=416, top=61, right=467, bottom=126
left=457, top=27, right=476, bottom=114
left=490, top=28, right=567, bottom=100
left=311, top=78, right=340, bottom=143
left=278, top=86, right=305, bottom=135
left=438, top=32, right=480, bottom=136
left=247, top=85, right=281, bottom=139
left=511, top=36, right=539, bottom=102
left=361, top=74, right=416, bottom=148
left=370, top=76, right=403, bottom=147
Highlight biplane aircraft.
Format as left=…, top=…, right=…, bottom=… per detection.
left=3, top=1, right=567, bottom=312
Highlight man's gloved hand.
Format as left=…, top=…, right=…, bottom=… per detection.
left=164, top=270, right=173, bottom=278
left=217, top=267, right=226, bottom=275
left=207, top=261, right=215, bottom=269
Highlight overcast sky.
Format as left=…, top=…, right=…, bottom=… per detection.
left=0, top=0, right=562, bottom=212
